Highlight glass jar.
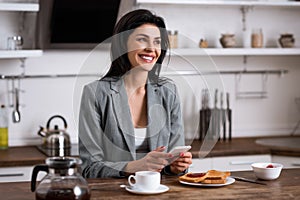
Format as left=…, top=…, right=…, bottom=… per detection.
left=31, top=157, right=90, bottom=200
left=251, top=28, right=263, bottom=48
left=168, top=30, right=178, bottom=49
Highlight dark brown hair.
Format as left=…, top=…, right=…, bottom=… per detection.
left=103, top=9, right=169, bottom=83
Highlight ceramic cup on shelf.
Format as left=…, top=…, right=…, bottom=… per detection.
left=279, top=33, right=295, bottom=48
left=128, top=171, right=161, bottom=191
left=220, top=33, right=236, bottom=48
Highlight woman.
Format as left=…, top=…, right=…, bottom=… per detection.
left=79, top=9, right=192, bottom=178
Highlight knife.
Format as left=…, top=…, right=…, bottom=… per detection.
left=226, top=92, right=232, bottom=141
left=199, top=89, right=205, bottom=141
left=221, top=92, right=226, bottom=141
left=232, top=176, right=267, bottom=185
left=214, top=89, right=220, bottom=141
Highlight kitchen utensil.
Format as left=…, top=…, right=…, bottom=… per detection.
left=12, top=88, right=21, bottom=123
left=226, top=93, right=232, bottom=141
left=251, top=162, right=283, bottom=180
left=205, top=90, right=212, bottom=139
left=213, top=89, right=220, bottom=140
left=199, top=89, right=210, bottom=140
left=221, top=92, right=226, bottom=141
left=231, top=176, right=266, bottom=185
left=199, top=89, right=205, bottom=140
left=38, top=115, right=71, bottom=156
left=31, top=157, right=90, bottom=200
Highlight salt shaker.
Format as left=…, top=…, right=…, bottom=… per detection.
left=7, top=36, right=23, bottom=50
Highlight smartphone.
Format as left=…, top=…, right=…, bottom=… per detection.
left=168, top=145, right=191, bottom=157
left=167, top=145, right=191, bottom=164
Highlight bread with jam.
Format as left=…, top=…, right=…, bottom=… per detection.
left=179, top=170, right=231, bottom=184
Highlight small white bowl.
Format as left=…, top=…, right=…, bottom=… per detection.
left=251, top=162, right=283, bottom=180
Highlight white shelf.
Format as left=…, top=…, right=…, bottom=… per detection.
left=0, top=2, right=39, bottom=12
left=170, top=48, right=300, bottom=56
left=137, top=0, right=300, bottom=7
left=0, top=50, right=43, bottom=59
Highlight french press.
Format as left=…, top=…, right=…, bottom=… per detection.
left=31, top=157, right=90, bottom=200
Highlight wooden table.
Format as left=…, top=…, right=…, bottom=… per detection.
left=0, top=169, right=299, bottom=200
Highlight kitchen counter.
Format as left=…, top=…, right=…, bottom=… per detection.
left=0, top=169, right=299, bottom=200
left=0, top=136, right=299, bottom=167
left=0, top=146, right=47, bottom=167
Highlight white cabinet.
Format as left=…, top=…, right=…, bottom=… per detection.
left=0, top=166, right=46, bottom=183
left=0, top=2, right=43, bottom=59
left=272, top=155, right=300, bottom=169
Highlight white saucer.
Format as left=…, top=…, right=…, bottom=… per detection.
left=125, top=184, right=169, bottom=195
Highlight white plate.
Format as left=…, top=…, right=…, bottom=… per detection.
left=125, top=184, right=169, bottom=195
left=179, top=177, right=235, bottom=187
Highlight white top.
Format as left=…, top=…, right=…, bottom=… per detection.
left=134, top=128, right=148, bottom=159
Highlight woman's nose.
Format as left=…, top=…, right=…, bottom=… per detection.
left=145, top=42, right=155, bottom=51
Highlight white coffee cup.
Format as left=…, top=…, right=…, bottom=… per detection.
left=128, top=171, right=161, bottom=191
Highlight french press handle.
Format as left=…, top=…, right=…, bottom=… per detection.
left=31, top=164, right=49, bottom=192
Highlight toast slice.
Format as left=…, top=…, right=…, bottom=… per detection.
left=179, top=170, right=230, bottom=184
left=201, top=170, right=230, bottom=184
left=179, top=172, right=208, bottom=183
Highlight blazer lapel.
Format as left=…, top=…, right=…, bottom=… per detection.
left=147, top=82, right=166, bottom=151
left=110, top=78, right=136, bottom=159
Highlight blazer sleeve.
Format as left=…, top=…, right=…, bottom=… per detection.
left=168, top=83, right=185, bottom=150
left=79, top=83, right=128, bottom=178
left=163, top=83, right=188, bottom=176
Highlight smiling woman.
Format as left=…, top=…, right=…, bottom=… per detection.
left=127, top=24, right=162, bottom=71
left=78, top=9, right=192, bottom=178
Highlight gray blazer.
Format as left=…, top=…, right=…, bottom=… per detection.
left=79, top=77, right=185, bottom=178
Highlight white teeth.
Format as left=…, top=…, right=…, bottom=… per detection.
left=141, top=55, right=153, bottom=61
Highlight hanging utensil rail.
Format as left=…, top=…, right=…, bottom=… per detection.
left=0, top=69, right=288, bottom=79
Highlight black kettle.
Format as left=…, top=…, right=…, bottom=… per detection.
left=38, top=115, right=71, bottom=157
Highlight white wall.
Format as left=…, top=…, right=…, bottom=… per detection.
left=0, top=2, right=300, bottom=146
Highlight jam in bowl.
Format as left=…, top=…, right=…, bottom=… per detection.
left=251, top=162, right=283, bottom=180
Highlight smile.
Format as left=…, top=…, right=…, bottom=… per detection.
left=139, top=55, right=155, bottom=63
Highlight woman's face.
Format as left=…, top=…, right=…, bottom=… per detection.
left=127, top=24, right=162, bottom=71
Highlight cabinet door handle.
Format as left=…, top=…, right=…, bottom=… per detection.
left=0, top=173, right=24, bottom=177
left=292, top=162, right=300, bottom=166
left=230, top=161, right=254, bottom=165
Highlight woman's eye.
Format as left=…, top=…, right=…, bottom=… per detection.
left=137, top=37, right=147, bottom=42
left=154, top=40, right=161, bottom=45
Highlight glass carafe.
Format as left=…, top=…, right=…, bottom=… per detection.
left=31, top=157, right=90, bottom=200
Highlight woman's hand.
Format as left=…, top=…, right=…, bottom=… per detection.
left=169, top=152, right=192, bottom=174
left=125, top=146, right=173, bottom=174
